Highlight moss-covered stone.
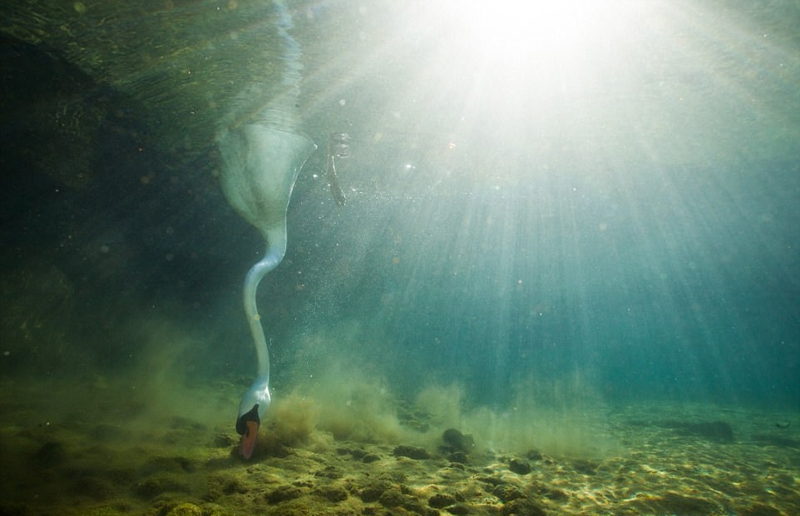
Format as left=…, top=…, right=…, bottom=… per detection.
left=393, top=445, right=430, bottom=460
left=429, top=493, right=457, bottom=508
left=164, top=503, right=203, bottom=516
left=265, top=485, right=303, bottom=504
left=133, top=474, right=191, bottom=499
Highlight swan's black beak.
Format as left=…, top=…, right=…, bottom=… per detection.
left=236, top=405, right=260, bottom=459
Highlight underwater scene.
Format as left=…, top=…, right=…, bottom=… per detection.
left=1, top=0, right=799, bottom=515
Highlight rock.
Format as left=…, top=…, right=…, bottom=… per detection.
left=447, top=451, right=469, bottom=464
left=378, top=488, right=430, bottom=514
left=359, top=480, right=392, bottom=502
left=206, top=473, right=248, bottom=501
left=739, top=502, right=782, bottom=516
left=442, top=428, right=475, bottom=453
left=133, top=474, right=191, bottom=499
left=315, top=485, right=348, bottom=502
left=266, top=485, right=303, bottom=504
left=493, top=484, right=523, bottom=502
left=509, top=459, right=531, bottom=475
left=221, top=478, right=248, bottom=495
left=139, top=456, right=195, bottom=475
left=362, top=453, right=381, bottom=463
left=545, top=488, right=568, bottom=501
left=378, top=488, right=407, bottom=508
left=475, top=475, right=505, bottom=487
left=33, top=441, right=66, bottom=467
left=393, top=445, right=430, bottom=460
left=213, top=433, right=237, bottom=447
left=164, top=503, right=203, bottom=516
left=429, top=493, right=457, bottom=508
left=626, top=492, right=726, bottom=515
left=72, top=475, right=116, bottom=501
left=571, top=459, right=598, bottom=475
left=337, top=446, right=364, bottom=459
left=501, top=498, right=547, bottom=516
left=314, top=465, right=343, bottom=479
left=526, top=450, right=543, bottom=461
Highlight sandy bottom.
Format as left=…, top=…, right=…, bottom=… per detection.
left=0, top=375, right=798, bottom=516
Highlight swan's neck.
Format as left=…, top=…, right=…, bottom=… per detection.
left=244, top=227, right=286, bottom=385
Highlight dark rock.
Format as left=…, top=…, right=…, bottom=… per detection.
left=139, top=456, right=195, bottom=475
left=530, top=480, right=568, bottom=501
left=266, top=485, right=303, bottom=503
left=362, top=453, right=381, bottom=463
left=627, top=492, right=726, bottom=515
left=314, top=465, right=343, bottom=479
left=475, top=475, right=505, bottom=487
left=73, top=475, right=116, bottom=500
left=105, top=468, right=136, bottom=485
left=293, top=479, right=314, bottom=488
left=545, top=488, right=568, bottom=501
left=379, top=471, right=408, bottom=483
left=501, top=498, right=547, bottom=516
left=528, top=481, right=548, bottom=495
left=393, top=445, right=430, bottom=460
left=338, top=447, right=368, bottom=460
left=163, top=502, right=203, bottom=516
left=429, top=493, right=457, bottom=508
left=33, top=441, right=66, bottom=467
left=509, top=459, right=531, bottom=475
left=739, top=502, right=782, bottom=516
left=206, top=473, right=248, bottom=501
left=442, top=428, right=474, bottom=453
left=378, top=488, right=407, bottom=508
left=448, top=505, right=471, bottom=515
left=526, top=450, right=543, bottom=461
left=213, top=434, right=237, bottom=448
left=378, top=488, right=430, bottom=514
left=571, top=459, right=598, bottom=475
left=133, top=474, right=190, bottom=499
left=359, top=480, right=392, bottom=502
left=447, top=451, right=468, bottom=464
left=315, top=486, right=348, bottom=502
left=493, top=484, right=523, bottom=502
left=222, top=478, right=248, bottom=495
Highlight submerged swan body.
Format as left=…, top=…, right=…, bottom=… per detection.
left=218, top=124, right=315, bottom=459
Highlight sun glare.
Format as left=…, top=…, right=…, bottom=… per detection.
left=428, top=0, right=621, bottom=67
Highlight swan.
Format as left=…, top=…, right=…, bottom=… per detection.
left=219, top=124, right=315, bottom=459
left=217, top=0, right=315, bottom=459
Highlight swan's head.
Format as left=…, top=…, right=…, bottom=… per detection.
left=235, top=378, right=271, bottom=459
